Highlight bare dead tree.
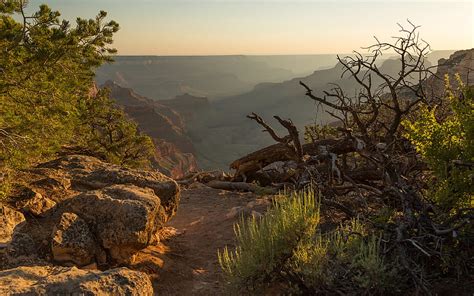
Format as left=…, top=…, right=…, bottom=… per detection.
left=247, top=113, right=303, bottom=161
left=300, top=21, right=436, bottom=147
left=228, top=22, right=473, bottom=293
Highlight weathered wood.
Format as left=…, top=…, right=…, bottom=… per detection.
left=247, top=113, right=304, bottom=161
left=230, top=137, right=359, bottom=178
left=205, top=180, right=278, bottom=194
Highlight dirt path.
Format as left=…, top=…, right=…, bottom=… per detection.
left=133, top=185, right=271, bottom=295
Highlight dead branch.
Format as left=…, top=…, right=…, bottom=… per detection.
left=247, top=113, right=303, bottom=161
left=205, top=180, right=278, bottom=194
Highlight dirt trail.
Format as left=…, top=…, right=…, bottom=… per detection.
left=133, top=185, right=271, bottom=295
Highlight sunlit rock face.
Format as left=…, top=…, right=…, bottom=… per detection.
left=0, top=266, right=153, bottom=296
left=2, top=155, right=180, bottom=268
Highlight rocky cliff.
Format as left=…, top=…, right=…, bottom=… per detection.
left=103, top=81, right=204, bottom=178
left=426, top=49, right=474, bottom=95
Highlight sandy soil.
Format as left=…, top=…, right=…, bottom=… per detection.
left=133, top=185, right=271, bottom=295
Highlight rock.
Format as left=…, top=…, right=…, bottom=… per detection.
left=2, top=232, right=44, bottom=269
left=225, top=206, right=262, bottom=220
left=5, top=155, right=180, bottom=267
left=0, top=265, right=153, bottom=295
left=1, top=207, right=46, bottom=269
left=10, top=186, right=56, bottom=217
left=0, top=205, right=25, bottom=246
left=51, top=212, right=102, bottom=267
left=61, top=184, right=168, bottom=264
left=226, top=206, right=245, bottom=219
left=40, top=155, right=180, bottom=220
left=30, top=176, right=71, bottom=203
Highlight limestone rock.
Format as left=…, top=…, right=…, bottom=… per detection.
left=0, top=205, right=25, bottom=246
left=5, top=155, right=180, bottom=267
left=39, top=154, right=180, bottom=220
left=6, top=232, right=36, bottom=258
left=30, top=176, right=71, bottom=203
left=51, top=212, right=102, bottom=267
left=0, top=265, right=153, bottom=296
left=61, top=184, right=168, bottom=264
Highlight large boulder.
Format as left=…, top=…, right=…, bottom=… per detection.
left=60, top=184, right=168, bottom=264
left=0, top=265, right=153, bottom=295
left=5, top=154, right=180, bottom=267
left=39, top=154, right=180, bottom=219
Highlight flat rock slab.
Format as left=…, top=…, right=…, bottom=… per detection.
left=0, top=265, right=153, bottom=296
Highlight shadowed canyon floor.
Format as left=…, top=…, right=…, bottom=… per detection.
left=133, top=186, right=271, bottom=295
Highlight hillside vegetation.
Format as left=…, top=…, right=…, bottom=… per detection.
left=0, top=2, right=155, bottom=197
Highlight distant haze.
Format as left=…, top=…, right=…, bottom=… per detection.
left=27, top=0, right=472, bottom=56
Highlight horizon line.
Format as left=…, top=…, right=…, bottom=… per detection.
left=110, top=49, right=460, bottom=58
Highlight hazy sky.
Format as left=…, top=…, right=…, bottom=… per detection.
left=26, top=0, right=473, bottom=55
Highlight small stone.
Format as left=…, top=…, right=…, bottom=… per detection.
left=15, top=188, right=56, bottom=216
left=81, top=262, right=98, bottom=270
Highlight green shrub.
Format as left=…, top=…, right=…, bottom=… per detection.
left=290, top=218, right=399, bottom=294
left=0, top=2, right=156, bottom=198
left=218, top=189, right=320, bottom=291
left=77, top=89, right=155, bottom=168
left=218, top=190, right=400, bottom=294
left=403, top=75, right=474, bottom=211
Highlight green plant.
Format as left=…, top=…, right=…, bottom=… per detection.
left=291, top=218, right=399, bottom=294
left=0, top=2, right=156, bottom=197
left=77, top=89, right=155, bottom=168
left=218, top=189, right=320, bottom=291
left=0, top=1, right=119, bottom=170
left=403, top=75, right=474, bottom=211
left=218, top=190, right=400, bottom=294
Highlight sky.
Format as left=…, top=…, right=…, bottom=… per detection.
left=26, top=0, right=473, bottom=56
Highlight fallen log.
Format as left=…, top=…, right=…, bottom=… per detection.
left=205, top=180, right=279, bottom=194
left=230, top=137, right=362, bottom=179
left=176, top=170, right=231, bottom=185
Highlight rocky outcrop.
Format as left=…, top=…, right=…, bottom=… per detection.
left=103, top=80, right=199, bottom=178
left=59, top=184, right=167, bottom=264
left=0, top=266, right=153, bottom=296
left=425, top=49, right=474, bottom=96
left=39, top=155, right=180, bottom=214
left=4, top=155, right=180, bottom=268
